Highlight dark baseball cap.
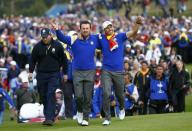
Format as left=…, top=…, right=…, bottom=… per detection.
left=41, top=28, right=51, bottom=38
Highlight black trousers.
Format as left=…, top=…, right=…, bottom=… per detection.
left=172, top=89, right=186, bottom=112
left=148, top=100, right=167, bottom=114
left=62, top=80, right=74, bottom=118
left=37, top=72, right=61, bottom=121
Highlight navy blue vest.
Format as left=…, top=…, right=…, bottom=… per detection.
left=150, top=76, right=168, bottom=100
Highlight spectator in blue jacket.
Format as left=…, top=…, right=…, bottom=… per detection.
left=124, top=72, right=139, bottom=116
left=142, top=64, right=170, bottom=114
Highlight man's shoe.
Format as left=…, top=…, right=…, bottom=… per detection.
left=76, top=112, right=83, bottom=124
left=119, top=109, right=125, bottom=120
left=81, top=120, right=89, bottom=126
left=102, top=120, right=111, bottom=126
left=42, top=120, right=54, bottom=126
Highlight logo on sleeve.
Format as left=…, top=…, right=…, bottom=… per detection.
left=52, top=48, right=55, bottom=54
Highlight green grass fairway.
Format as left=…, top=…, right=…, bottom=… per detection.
left=1, top=66, right=191, bottom=131
left=1, top=112, right=192, bottom=131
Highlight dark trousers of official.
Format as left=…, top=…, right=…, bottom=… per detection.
left=62, top=80, right=74, bottom=118
left=37, top=72, right=61, bottom=121
left=73, top=70, right=95, bottom=121
left=139, top=100, right=148, bottom=115
left=101, top=70, right=125, bottom=121
left=172, top=89, right=186, bottom=112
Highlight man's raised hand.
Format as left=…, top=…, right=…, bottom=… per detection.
left=51, top=23, right=59, bottom=30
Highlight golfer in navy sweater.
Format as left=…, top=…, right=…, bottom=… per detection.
left=52, top=20, right=99, bottom=126
left=99, top=16, right=143, bottom=125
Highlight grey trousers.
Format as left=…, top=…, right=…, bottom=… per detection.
left=101, top=70, right=125, bottom=120
left=73, top=70, right=95, bottom=121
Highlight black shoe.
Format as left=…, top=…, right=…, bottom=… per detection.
left=42, top=120, right=54, bottom=126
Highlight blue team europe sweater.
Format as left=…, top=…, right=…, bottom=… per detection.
left=56, top=30, right=99, bottom=70
left=99, top=33, right=128, bottom=71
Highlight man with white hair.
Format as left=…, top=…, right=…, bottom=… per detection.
left=98, top=16, right=143, bottom=125
left=18, top=64, right=37, bottom=91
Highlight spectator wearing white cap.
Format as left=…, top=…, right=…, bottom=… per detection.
left=55, top=89, right=66, bottom=120
left=7, top=60, right=20, bottom=118
left=98, top=16, right=143, bottom=125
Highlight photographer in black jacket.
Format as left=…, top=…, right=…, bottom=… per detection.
left=169, top=60, right=190, bottom=112
left=29, top=28, right=68, bottom=126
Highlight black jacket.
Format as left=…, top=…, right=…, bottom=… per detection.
left=169, top=69, right=190, bottom=90
left=29, top=38, right=68, bottom=74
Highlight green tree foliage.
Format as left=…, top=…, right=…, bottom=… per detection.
left=0, top=0, right=71, bottom=17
